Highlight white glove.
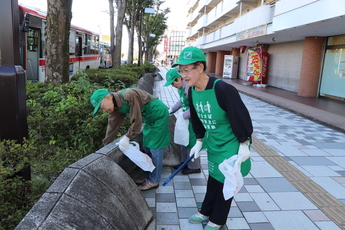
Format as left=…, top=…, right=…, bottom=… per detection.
left=119, top=135, right=130, bottom=151
left=235, top=142, right=250, bottom=166
left=190, top=140, right=202, bottom=162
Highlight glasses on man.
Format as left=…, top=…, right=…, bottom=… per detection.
left=177, top=66, right=197, bottom=75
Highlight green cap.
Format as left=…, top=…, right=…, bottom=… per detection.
left=164, top=68, right=181, bottom=86
left=90, top=89, right=109, bottom=115
left=172, top=46, right=206, bottom=67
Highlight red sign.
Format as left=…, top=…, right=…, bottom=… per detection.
left=246, top=48, right=269, bottom=84
left=164, top=37, right=169, bottom=52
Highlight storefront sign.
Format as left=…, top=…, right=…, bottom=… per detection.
left=236, top=24, right=267, bottom=41
left=246, top=47, right=269, bottom=84
left=250, top=48, right=261, bottom=81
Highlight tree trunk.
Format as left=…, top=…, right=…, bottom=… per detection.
left=114, top=0, right=127, bottom=69
left=126, top=25, right=134, bottom=64
left=46, top=0, right=73, bottom=83
left=124, top=0, right=138, bottom=64
left=109, top=0, right=115, bottom=68
left=144, top=32, right=150, bottom=62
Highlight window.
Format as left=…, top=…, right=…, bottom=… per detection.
left=27, top=29, right=39, bottom=51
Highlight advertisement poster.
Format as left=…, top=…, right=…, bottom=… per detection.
left=246, top=47, right=269, bottom=84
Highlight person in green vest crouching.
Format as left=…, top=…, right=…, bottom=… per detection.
left=164, top=68, right=201, bottom=174
left=172, top=47, right=253, bottom=230
left=90, top=88, right=170, bottom=191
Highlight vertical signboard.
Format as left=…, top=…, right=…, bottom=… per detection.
left=246, top=47, right=269, bottom=84
left=164, top=36, right=169, bottom=53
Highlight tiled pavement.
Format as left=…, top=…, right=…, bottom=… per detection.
left=144, top=67, right=345, bottom=230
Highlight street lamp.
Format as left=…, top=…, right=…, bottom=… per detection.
left=138, top=8, right=155, bottom=66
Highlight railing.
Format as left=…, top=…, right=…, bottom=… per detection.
left=206, top=0, right=238, bottom=27
left=274, top=0, right=317, bottom=16
left=203, top=5, right=272, bottom=45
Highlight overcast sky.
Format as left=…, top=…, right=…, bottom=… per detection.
left=19, top=0, right=188, bottom=59
left=19, top=0, right=188, bottom=35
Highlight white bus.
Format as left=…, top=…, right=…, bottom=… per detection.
left=19, top=4, right=100, bottom=82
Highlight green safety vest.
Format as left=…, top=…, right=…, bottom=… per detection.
left=118, top=89, right=170, bottom=149
left=191, top=79, right=251, bottom=182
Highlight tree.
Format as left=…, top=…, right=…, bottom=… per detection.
left=124, top=0, right=154, bottom=65
left=141, top=1, right=169, bottom=62
left=108, top=0, right=116, bottom=68
left=124, top=0, right=139, bottom=64
left=45, top=0, right=73, bottom=83
left=113, top=0, right=127, bottom=68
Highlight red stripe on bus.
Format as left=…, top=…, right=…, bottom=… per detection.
left=38, top=56, right=99, bottom=66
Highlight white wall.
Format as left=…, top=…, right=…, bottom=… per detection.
left=273, top=0, right=345, bottom=32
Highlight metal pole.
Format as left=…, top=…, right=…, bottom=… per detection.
left=138, top=9, right=143, bottom=67
left=0, top=0, right=30, bottom=180
left=162, top=154, right=195, bottom=186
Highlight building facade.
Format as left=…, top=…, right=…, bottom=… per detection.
left=186, top=0, right=345, bottom=100
left=167, top=31, right=186, bottom=63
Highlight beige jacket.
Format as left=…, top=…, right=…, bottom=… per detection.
left=103, top=88, right=157, bottom=145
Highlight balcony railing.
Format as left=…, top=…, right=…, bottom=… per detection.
left=274, top=0, right=317, bottom=16
left=198, top=5, right=273, bottom=47
left=206, top=0, right=238, bottom=27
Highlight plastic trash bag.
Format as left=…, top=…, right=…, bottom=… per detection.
left=219, top=155, right=244, bottom=200
left=174, top=110, right=189, bottom=146
left=121, top=141, right=155, bottom=172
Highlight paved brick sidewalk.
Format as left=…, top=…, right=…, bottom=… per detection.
left=144, top=67, right=345, bottom=230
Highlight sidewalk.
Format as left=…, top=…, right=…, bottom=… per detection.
left=144, top=67, right=345, bottom=230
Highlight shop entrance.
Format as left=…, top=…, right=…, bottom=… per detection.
left=320, top=35, right=345, bottom=100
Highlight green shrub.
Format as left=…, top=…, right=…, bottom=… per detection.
left=0, top=139, right=38, bottom=230
left=142, top=61, right=157, bottom=73
left=1, top=63, right=156, bottom=229
left=71, top=68, right=137, bottom=89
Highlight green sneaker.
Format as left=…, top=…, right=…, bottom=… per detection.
left=204, top=222, right=221, bottom=230
left=188, top=213, right=209, bottom=223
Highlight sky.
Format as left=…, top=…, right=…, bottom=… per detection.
left=19, top=0, right=188, bottom=35
left=18, top=0, right=188, bottom=60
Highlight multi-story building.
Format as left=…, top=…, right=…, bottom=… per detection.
left=186, top=0, right=345, bottom=100
left=167, top=31, right=186, bottom=63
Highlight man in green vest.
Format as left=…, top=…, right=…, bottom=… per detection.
left=90, top=88, right=170, bottom=191
left=172, top=47, right=253, bottom=230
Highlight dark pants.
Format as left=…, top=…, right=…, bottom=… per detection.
left=200, top=176, right=233, bottom=225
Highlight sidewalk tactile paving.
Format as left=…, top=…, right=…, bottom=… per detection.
left=252, top=134, right=345, bottom=228
left=145, top=67, right=345, bottom=230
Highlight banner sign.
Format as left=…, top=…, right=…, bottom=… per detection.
left=236, top=24, right=267, bottom=41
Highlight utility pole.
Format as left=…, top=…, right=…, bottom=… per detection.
left=0, top=0, right=30, bottom=181
left=138, top=9, right=143, bottom=67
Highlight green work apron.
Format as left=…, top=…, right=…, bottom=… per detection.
left=178, top=88, right=196, bottom=149
left=118, top=89, right=170, bottom=149
left=191, top=80, right=251, bottom=182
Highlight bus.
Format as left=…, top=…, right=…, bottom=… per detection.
left=18, top=4, right=100, bottom=82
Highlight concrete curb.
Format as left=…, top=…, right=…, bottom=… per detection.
left=15, top=151, right=153, bottom=230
